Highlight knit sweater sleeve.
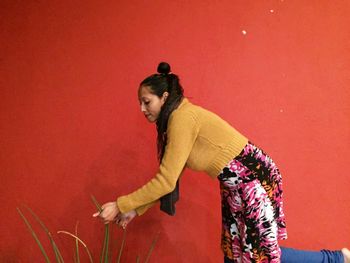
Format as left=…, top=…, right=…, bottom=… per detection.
left=135, top=200, right=158, bottom=216
left=117, top=110, right=199, bottom=214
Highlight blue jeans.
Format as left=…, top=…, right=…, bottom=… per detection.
left=224, top=247, right=344, bottom=263
left=280, top=247, right=343, bottom=263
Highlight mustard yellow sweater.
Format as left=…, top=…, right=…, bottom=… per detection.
left=117, top=98, right=248, bottom=215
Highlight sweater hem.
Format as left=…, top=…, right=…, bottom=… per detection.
left=207, top=137, right=248, bottom=177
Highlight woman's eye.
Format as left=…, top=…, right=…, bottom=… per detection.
left=144, top=101, right=150, bottom=105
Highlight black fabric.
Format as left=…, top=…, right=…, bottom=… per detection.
left=160, top=180, right=179, bottom=216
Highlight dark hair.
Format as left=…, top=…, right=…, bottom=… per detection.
left=140, top=62, right=184, bottom=161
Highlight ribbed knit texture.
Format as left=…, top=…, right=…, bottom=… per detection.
left=117, top=98, right=248, bottom=215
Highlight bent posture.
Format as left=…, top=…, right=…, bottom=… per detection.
left=94, top=62, right=349, bottom=263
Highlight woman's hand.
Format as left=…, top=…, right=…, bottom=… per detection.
left=116, top=210, right=137, bottom=229
left=93, top=201, right=120, bottom=224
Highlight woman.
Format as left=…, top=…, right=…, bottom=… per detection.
left=93, top=62, right=349, bottom=263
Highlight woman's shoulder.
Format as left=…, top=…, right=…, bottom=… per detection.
left=171, top=98, right=202, bottom=119
left=167, top=100, right=200, bottom=128
left=173, top=98, right=231, bottom=126
left=167, top=99, right=201, bottom=133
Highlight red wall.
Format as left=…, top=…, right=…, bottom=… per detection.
left=1, top=1, right=349, bottom=262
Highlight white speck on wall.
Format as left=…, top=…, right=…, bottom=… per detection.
left=270, top=9, right=274, bottom=13
left=280, top=109, right=284, bottom=113
left=242, top=30, right=247, bottom=35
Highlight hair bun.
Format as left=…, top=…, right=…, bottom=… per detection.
left=157, top=62, right=171, bottom=74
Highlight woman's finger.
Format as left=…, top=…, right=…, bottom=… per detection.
left=122, top=221, right=127, bottom=229
left=92, top=212, right=100, bottom=217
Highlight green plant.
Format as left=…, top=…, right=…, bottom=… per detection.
left=90, top=195, right=111, bottom=262
left=17, top=196, right=159, bottom=262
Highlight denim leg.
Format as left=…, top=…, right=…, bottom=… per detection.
left=321, top=249, right=344, bottom=263
left=281, top=247, right=344, bottom=263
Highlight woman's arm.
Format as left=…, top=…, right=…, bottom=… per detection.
left=117, top=111, right=199, bottom=214
left=135, top=200, right=159, bottom=215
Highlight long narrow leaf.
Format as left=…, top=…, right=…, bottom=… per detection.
left=91, top=195, right=104, bottom=263
left=100, top=226, right=106, bottom=263
left=75, top=221, right=80, bottom=263
left=103, top=224, right=110, bottom=263
left=57, top=231, right=93, bottom=263
left=52, top=242, right=64, bottom=263
left=117, top=229, right=127, bottom=263
left=90, top=195, right=102, bottom=212
left=144, top=232, right=160, bottom=263
left=17, top=208, right=51, bottom=263
left=90, top=195, right=110, bottom=263
left=23, top=205, right=64, bottom=263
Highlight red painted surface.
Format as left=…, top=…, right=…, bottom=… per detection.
left=1, top=1, right=349, bottom=262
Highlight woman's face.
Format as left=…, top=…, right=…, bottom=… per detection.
left=138, top=85, right=168, bottom=123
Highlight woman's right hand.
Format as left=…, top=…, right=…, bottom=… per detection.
left=93, top=201, right=120, bottom=224
left=116, top=210, right=137, bottom=229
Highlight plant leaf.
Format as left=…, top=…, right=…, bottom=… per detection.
left=144, top=232, right=160, bottom=263
left=117, top=228, right=127, bottom=263
left=57, top=231, right=93, bottom=263
left=17, top=207, right=51, bottom=263
left=90, top=194, right=102, bottom=212
left=90, top=194, right=110, bottom=263
left=23, top=205, right=64, bottom=263
left=75, top=221, right=80, bottom=263
left=103, top=224, right=110, bottom=263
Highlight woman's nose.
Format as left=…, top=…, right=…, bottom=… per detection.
left=140, top=104, right=146, bottom=112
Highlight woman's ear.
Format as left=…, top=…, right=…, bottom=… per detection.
left=162, top=92, right=169, bottom=102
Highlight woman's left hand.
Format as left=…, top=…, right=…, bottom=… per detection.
left=116, top=210, right=137, bottom=229
left=93, top=201, right=120, bottom=224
